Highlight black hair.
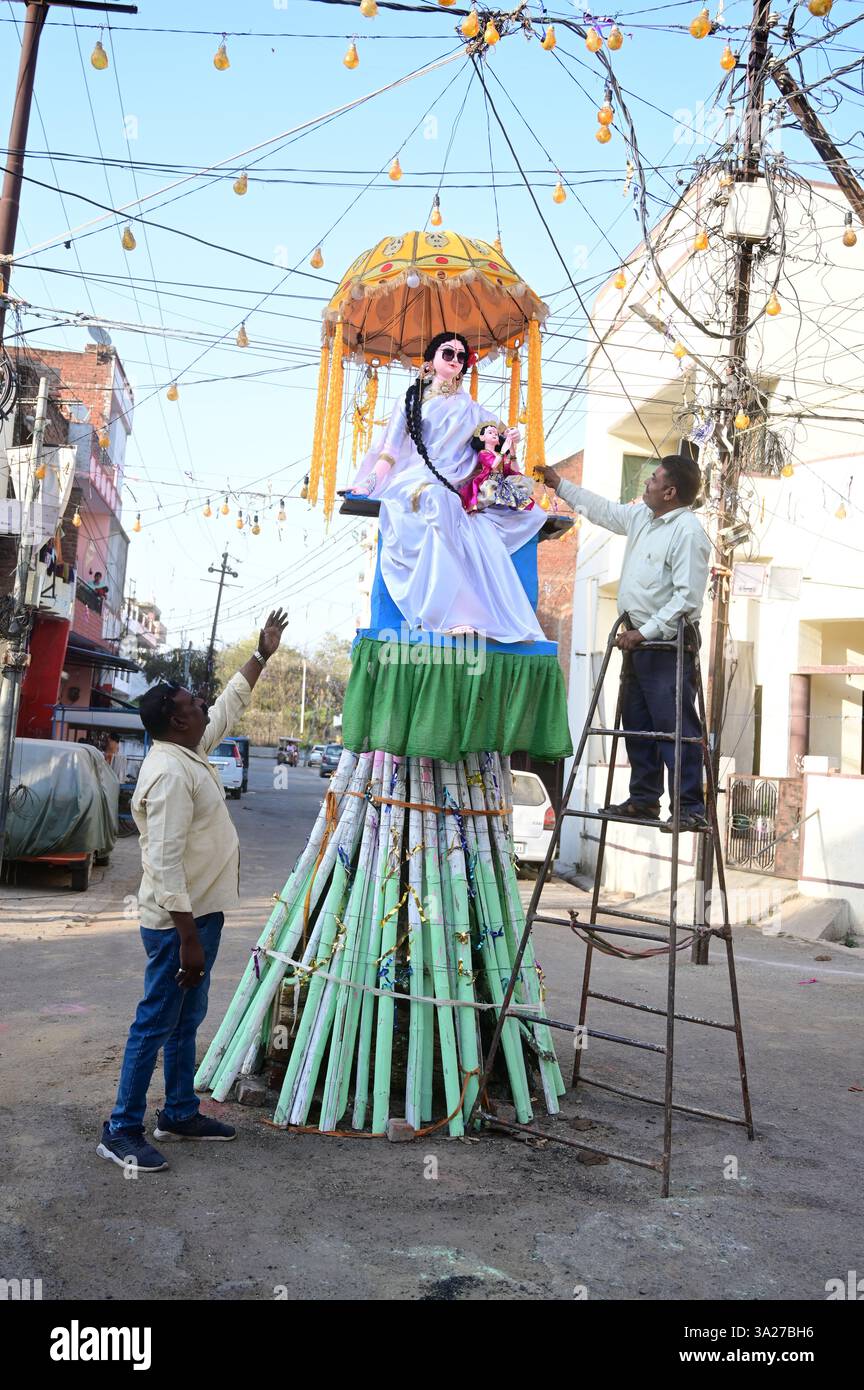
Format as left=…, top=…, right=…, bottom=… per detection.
left=139, top=681, right=181, bottom=738
left=403, top=331, right=471, bottom=495
left=658, top=453, right=702, bottom=507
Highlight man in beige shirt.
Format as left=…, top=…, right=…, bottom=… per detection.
left=97, top=609, right=288, bottom=1174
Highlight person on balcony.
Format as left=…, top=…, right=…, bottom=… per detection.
left=543, top=455, right=711, bottom=831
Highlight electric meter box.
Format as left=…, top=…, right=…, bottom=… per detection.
left=723, top=183, right=773, bottom=241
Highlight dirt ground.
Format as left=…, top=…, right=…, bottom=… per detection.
left=1, top=765, right=862, bottom=1301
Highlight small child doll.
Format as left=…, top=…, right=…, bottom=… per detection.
left=458, top=420, right=535, bottom=514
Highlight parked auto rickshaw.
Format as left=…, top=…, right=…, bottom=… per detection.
left=275, top=737, right=299, bottom=767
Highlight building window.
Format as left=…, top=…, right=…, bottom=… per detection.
left=620, top=454, right=656, bottom=504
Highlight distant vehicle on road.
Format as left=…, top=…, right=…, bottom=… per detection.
left=3, top=739, right=119, bottom=891
left=275, top=737, right=299, bottom=767
left=319, top=743, right=343, bottom=778
left=308, top=744, right=325, bottom=767
left=233, top=734, right=250, bottom=791
left=208, top=738, right=244, bottom=799
left=511, top=770, right=556, bottom=870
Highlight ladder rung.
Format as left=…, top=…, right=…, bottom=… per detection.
left=586, top=727, right=703, bottom=743
left=577, top=1075, right=750, bottom=1127
left=583, top=903, right=695, bottom=929
left=562, top=808, right=664, bottom=830
left=586, top=1026, right=666, bottom=1054
left=531, top=913, right=670, bottom=943
left=478, top=1110, right=664, bottom=1171
left=586, top=990, right=736, bottom=1031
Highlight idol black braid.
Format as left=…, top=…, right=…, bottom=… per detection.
left=403, top=331, right=471, bottom=496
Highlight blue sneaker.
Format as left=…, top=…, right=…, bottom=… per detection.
left=96, top=1121, right=168, bottom=1173
left=153, top=1109, right=236, bottom=1142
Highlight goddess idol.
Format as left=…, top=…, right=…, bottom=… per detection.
left=348, top=331, right=547, bottom=643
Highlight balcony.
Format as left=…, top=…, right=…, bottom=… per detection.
left=76, top=579, right=104, bottom=615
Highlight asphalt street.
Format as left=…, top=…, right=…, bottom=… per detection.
left=0, top=757, right=861, bottom=1301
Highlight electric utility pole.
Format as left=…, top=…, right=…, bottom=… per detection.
left=204, top=551, right=238, bottom=700
left=696, top=0, right=772, bottom=964
left=0, top=0, right=137, bottom=344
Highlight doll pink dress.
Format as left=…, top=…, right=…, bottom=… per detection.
left=458, top=449, right=535, bottom=513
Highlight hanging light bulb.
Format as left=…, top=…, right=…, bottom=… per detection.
left=693, top=228, right=709, bottom=252
left=360, top=0, right=378, bottom=15
left=808, top=0, right=833, bottom=16
left=72, top=507, right=82, bottom=528
left=236, top=510, right=244, bottom=530
left=518, top=409, right=528, bottom=425
left=406, top=269, right=421, bottom=288
left=484, top=19, right=500, bottom=45
left=719, top=169, right=734, bottom=188
left=98, top=429, right=110, bottom=449
left=781, top=463, right=794, bottom=478
left=541, top=26, right=557, bottom=51
left=720, top=45, right=736, bottom=72
left=672, top=341, right=687, bottom=360
left=607, top=25, right=624, bottom=51
left=213, top=41, right=230, bottom=71
left=203, top=500, right=212, bottom=517
left=585, top=27, right=602, bottom=53
left=389, top=157, right=403, bottom=182
left=438, top=0, right=457, bottom=7
left=233, top=171, right=248, bottom=196
left=734, top=410, right=751, bottom=430
left=121, top=225, right=136, bottom=252
left=132, top=513, right=141, bottom=533
left=278, top=497, right=288, bottom=518
left=842, top=212, right=858, bottom=247
left=343, top=41, right=360, bottom=69
left=596, top=125, right=612, bottom=145
left=309, top=246, right=324, bottom=270
left=835, top=500, right=847, bottom=520
left=236, top=322, right=249, bottom=347
left=598, top=102, right=614, bottom=126
left=552, top=179, right=566, bottom=205
left=221, top=496, right=230, bottom=515
left=166, top=382, right=179, bottom=402
left=34, top=462, right=46, bottom=481
left=689, top=8, right=711, bottom=39
left=251, top=514, right=261, bottom=535
left=461, top=8, right=479, bottom=38
left=430, top=195, right=443, bottom=227
left=90, top=40, right=109, bottom=71
left=766, top=292, right=781, bottom=316
left=614, top=269, right=626, bottom=290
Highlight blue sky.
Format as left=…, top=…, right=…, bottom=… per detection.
left=1, top=0, right=849, bottom=651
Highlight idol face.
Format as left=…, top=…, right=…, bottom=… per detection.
left=432, top=338, right=467, bottom=381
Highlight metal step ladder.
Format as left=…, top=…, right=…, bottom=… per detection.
left=470, top=616, right=754, bottom=1196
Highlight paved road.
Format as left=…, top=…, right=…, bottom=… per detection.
left=0, top=755, right=862, bottom=1301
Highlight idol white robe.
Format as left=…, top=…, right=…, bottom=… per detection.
left=350, top=390, right=548, bottom=644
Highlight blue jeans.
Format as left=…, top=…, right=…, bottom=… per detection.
left=621, top=648, right=705, bottom=814
left=109, top=912, right=224, bottom=1134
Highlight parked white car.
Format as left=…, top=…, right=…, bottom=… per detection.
left=511, top=770, right=556, bottom=866
left=208, top=738, right=243, bottom=799
left=308, top=744, right=326, bottom=767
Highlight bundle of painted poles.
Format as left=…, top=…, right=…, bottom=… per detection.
left=196, top=749, right=565, bottom=1137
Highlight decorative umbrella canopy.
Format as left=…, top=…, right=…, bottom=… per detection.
left=309, top=230, right=549, bottom=521
left=323, top=230, right=549, bottom=365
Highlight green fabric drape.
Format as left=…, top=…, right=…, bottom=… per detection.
left=342, top=638, right=573, bottom=762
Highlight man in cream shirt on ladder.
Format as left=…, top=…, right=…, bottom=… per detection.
left=543, top=455, right=711, bottom=832
left=97, top=608, right=288, bottom=1174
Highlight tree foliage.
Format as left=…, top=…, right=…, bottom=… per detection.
left=214, top=631, right=351, bottom=746
left=139, top=646, right=215, bottom=695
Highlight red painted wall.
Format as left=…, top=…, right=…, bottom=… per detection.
left=17, top=616, right=70, bottom=738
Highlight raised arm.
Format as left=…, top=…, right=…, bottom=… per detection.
left=198, top=609, right=288, bottom=755
left=542, top=465, right=634, bottom=535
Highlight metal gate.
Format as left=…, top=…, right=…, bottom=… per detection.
left=727, top=776, right=780, bottom=873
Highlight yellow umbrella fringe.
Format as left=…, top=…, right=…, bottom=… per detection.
left=507, top=350, right=521, bottom=429
left=469, top=363, right=479, bottom=401
left=364, top=369, right=379, bottom=453
left=525, top=319, right=545, bottom=479
left=322, top=321, right=346, bottom=525
left=308, top=342, right=331, bottom=507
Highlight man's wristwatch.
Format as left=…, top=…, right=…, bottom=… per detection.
left=252, top=649, right=268, bottom=666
